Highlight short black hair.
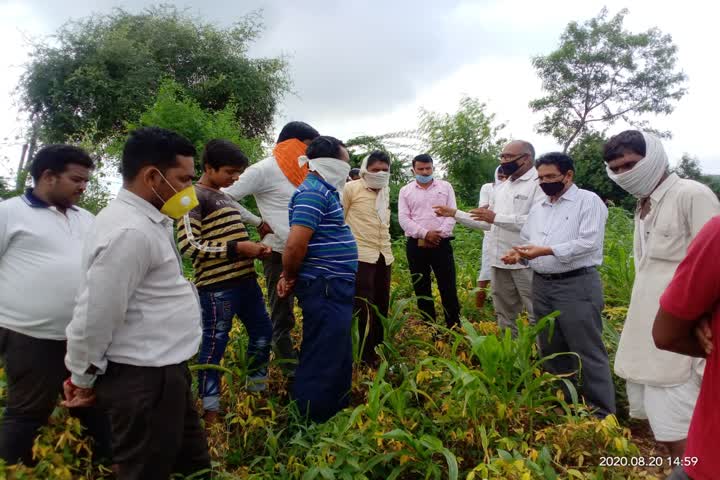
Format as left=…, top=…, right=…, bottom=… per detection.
left=349, top=168, right=360, bottom=177
left=277, top=121, right=320, bottom=144
left=306, top=136, right=346, bottom=160
left=603, top=130, right=646, bottom=163
left=366, top=150, right=391, bottom=169
left=121, top=127, right=196, bottom=181
left=202, top=139, right=249, bottom=171
left=30, top=144, right=95, bottom=182
left=536, top=152, right=575, bottom=174
left=412, top=153, right=433, bottom=168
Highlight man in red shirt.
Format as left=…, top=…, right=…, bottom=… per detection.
left=653, top=216, right=720, bottom=480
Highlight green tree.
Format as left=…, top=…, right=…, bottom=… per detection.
left=530, top=8, right=687, bottom=152
left=123, top=79, right=263, bottom=168
left=16, top=5, right=288, bottom=189
left=569, top=132, right=634, bottom=210
left=673, top=154, right=720, bottom=198
left=419, top=96, right=505, bottom=206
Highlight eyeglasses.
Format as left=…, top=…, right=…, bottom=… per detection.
left=536, top=174, right=565, bottom=182
left=499, top=153, right=528, bottom=162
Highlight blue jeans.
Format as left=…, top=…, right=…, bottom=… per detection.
left=292, top=276, right=355, bottom=422
left=197, top=278, right=272, bottom=411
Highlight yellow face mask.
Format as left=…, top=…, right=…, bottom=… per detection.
left=151, top=169, right=199, bottom=220
left=160, top=185, right=199, bottom=219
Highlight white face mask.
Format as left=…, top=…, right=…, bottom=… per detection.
left=300, top=156, right=351, bottom=192
left=606, top=132, right=669, bottom=199
left=363, top=171, right=390, bottom=190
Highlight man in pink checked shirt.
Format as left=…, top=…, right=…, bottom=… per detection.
left=398, top=154, right=460, bottom=328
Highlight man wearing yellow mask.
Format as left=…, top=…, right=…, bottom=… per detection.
left=64, top=127, right=211, bottom=479
left=224, top=121, right=320, bottom=378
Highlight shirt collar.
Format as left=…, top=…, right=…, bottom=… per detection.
left=22, top=188, right=78, bottom=211
left=542, top=183, right=579, bottom=206
left=308, top=173, right=337, bottom=192
left=413, top=179, right=438, bottom=189
left=116, top=188, right=170, bottom=224
left=650, top=172, right=679, bottom=204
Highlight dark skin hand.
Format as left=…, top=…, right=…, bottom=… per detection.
left=424, top=230, right=442, bottom=247
left=278, top=225, right=314, bottom=298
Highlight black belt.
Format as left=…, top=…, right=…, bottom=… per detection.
left=535, top=266, right=596, bottom=281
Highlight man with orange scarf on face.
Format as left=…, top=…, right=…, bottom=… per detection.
left=224, top=122, right=319, bottom=379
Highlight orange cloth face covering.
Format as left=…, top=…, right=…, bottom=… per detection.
left=274, top=139, right=309, bottom=187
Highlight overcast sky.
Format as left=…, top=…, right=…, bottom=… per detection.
left=1, top=0, right=719, bottom=184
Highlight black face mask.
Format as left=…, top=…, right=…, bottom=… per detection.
left=499, top=157, right=523, bottom=176
left=540, top=179, right=566, bottom=196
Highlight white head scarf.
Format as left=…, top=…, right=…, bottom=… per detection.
left=606, top=132, right=669, bottom=198
left=360, top=154, right=391, bottom=225
left=298, top=155, right=351, bottom=193
left=493, top=165, right=504, bottom=186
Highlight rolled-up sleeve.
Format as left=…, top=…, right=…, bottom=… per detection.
left=65, top=229, right=152, bottom=387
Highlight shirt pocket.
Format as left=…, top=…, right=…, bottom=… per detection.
left=513, top=194, right=529, bottom=211
left=647, top=227, right=687, bottom=262
left=432, top=190, right=449, bottom=206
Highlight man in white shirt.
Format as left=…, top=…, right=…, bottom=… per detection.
left=0, top=145, right=111, bottom=466
left=475, top=168, right=507, bottom=308
left=64, top=127, right=210, bottom=479
left=224, top=121, right=319, bottom=376
left=605, top=130, right=720, bottom=459
left=435, top=140, right=543, bottom=334
left=503, top=152, right=615, bottom=417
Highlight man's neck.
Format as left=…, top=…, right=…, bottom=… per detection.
left=416, top=179, right=433, bottom=189
left=123, top=183, right=161, bottom=210
left=32, top=186, right=66, bottom=213
left=549, top=183, right=573, bottom=204
left=197, top=174, right=220, bottom=191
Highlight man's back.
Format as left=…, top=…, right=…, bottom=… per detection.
left=289, top=175, right=357, bottom=280
left=0, top=194, right=93, bottom=339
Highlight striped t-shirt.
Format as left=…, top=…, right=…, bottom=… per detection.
left=289, top=174, right=358, bottom=280
left=177, top=184, right=256, bottom=290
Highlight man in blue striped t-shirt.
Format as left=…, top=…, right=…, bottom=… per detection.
left=278, top=136, right=358, bottom=422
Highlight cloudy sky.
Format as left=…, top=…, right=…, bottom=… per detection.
left=1, top=0, right=719, bottom=185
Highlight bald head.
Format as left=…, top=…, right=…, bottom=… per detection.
left=504, top=140, right=535, bottom=161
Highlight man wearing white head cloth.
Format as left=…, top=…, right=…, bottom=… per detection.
left=605, top=130, right=720, bottom=458
left=342, top=151, right=394, bottom=366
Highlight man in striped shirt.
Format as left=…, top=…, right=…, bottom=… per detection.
left=177, top=140, right=273, bottom=425
left=502, top=152, right=615, bottom=417
left=277, top=136, right=357, bottom=422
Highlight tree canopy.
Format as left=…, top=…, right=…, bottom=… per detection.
left=530, top=8, right=687, bottom=152
left=19, top=6, right=288, bottom=144
left=419, top=97, right=505, bottom=206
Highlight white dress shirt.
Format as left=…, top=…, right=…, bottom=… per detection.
left=0, top=192, right=94, bottom=340
left=65, top=189, right=202, bottom=388
left=455, top=167, right=544, bottom=270
left=223, top=156, right=298, bottom=253
left=520, top=184, right=608, bottom=274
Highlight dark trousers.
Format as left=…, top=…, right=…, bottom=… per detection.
left=198, top=278, right=273, bottom=410
left=406, top=238, right=461, bottom=327
left=95, top=362, right=210, bottom=480
left=293, top=277, right=355, bottom=423
left=532, top=269, right=616, bottom=417
left=263, top=251, right=298, bottom=375
left=0, top=327, right=111, bottom=466
left=354, top=255, right=392, bottom=364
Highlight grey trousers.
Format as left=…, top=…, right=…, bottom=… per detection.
left=490, top=267, right=535, bottom=335
left=262, top=251, right=297, bottom=375
left=532, top=268, right=616, bottom=417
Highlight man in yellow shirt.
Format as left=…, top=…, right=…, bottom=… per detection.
left=342, top=151, right=393, bottom=365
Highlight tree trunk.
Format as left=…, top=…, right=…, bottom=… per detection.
left=15, top=115, right=40, bottom=192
